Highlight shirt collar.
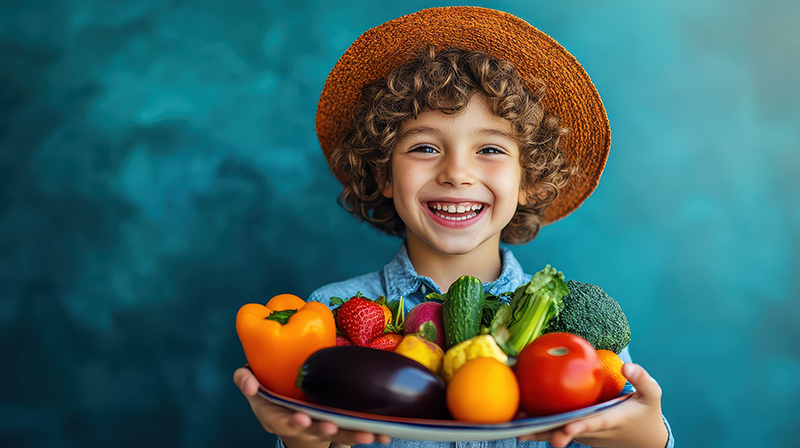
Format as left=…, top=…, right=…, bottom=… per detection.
left=382, top=243, right=527, bottom=302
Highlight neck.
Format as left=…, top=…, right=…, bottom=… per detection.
left=405, top=234, right=503, bottom=292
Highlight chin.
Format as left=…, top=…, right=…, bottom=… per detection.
left=428, top=239, right=485, bottom=256
left=434, top=246, right=475, bottom=257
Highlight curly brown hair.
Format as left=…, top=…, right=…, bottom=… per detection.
left=328, top=47, right=574, bottom=244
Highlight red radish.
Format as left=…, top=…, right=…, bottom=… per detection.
left=404, top=301, right=445, bottom=350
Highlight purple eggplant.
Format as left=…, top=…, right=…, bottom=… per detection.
left=296, top=345, right=449, bottom=419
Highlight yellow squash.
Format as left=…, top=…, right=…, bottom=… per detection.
left=442, top=334, right=509, bottom=383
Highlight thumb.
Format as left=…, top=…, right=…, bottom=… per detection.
left=233, top=367, right=260, bottom=397
left=623, top=363, right=662, bottom=404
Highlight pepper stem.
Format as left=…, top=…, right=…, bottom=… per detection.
left=265, top=309, right=298, bottom=325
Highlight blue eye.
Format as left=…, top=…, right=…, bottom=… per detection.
left=410, top=145, right=437, bottom=154
left=479, top=146, right=504, bottom=154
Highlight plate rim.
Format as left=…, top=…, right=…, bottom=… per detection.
left=256, top=386, right=633, bottom=440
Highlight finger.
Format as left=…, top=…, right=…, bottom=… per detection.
left=321, top=427, right=378, bottom=446
left=516, top=429, right=554, bottom=443
left=298, top=420, right=360, bottom=445
left=316, top=421, right=340, bottom=437
left=553, top=418, right=617, bottom=448
left=349, top=431, right=385, bottom=445
left=273, top=411, right=317, bottom=439
left=566, top=407, right=616, bottom=434
left=232, top=368, right=390, bottom=445
left=254, top=401, right=300, bottom=434
left=518, top=427, right=572, bottom=448
left=233, top=369, right=269, bottom=415
left=233, top=367, right=260, bottom=397
left=548, top=430, right=575, bottom=448
left=317, top=423, right=390, bottom=446
left=287, top=412, right=313, bottom=430
left=375, top=434, right=392, bottom=444
left=623, top=363, right=662, bottom=404
left=232, top=370, right=312, bottom=436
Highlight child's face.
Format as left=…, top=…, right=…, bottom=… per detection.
left=382, top=93, right=527, bottom=256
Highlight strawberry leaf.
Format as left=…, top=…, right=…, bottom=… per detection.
left=385, top=296, right=405, bottom=333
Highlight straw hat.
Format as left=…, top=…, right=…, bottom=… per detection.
left=315, top=6, right=610, bottom=224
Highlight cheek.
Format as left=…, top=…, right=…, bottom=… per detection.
left=497, top=166, right=524, bottom=203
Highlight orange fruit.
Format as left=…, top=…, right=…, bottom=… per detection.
left=446, top=357, right=520, bottom=423
left=596, top=349, right=626, bottom=402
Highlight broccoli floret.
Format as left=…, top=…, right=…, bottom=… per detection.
left=543, top=280, right=631, bottom=354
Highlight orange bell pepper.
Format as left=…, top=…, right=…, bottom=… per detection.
left=236, top=294, right=335, bottom=399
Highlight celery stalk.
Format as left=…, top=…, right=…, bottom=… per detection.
left=490, top=265, right=569, bottom=356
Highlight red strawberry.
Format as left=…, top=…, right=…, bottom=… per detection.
left=335, top=296, right=386, bottom=346
left=336, top=335, right=352, bottom=346
left=368, top=333, right=404, bottom=351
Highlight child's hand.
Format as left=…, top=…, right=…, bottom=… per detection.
left=516, top=363, right=669, bottom=448
left=233, top=367, right=392, bottom=448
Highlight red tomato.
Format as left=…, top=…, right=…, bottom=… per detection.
left=514, top=333, right=603, bottom=416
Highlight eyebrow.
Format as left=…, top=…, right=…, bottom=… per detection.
left=474, top=127, right=516, bottom=141
left=396, top=125, right=517, bottom=143
left=395, top=126, right=437, bottom=143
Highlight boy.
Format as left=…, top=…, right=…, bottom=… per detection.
left=234, top=7, right=673, bottom=448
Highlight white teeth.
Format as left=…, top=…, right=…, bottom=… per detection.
left=430, top=202, right=484, bottom=210
left=428, top=202, right=484, bottom=220
left=435, top=211, right=478, bottom=221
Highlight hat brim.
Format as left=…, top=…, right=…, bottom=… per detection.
left=315, top=6, right=610, bottom=224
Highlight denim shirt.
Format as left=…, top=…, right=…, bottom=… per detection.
left=308, top=243, right=530, bottom=308
left=287, top=243, right=675, bottom=448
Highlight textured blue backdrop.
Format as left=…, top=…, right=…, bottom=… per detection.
left=1, top=0, right=798, bottom=447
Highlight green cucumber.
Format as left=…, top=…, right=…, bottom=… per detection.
left=429, top=275, right=486, bottom=349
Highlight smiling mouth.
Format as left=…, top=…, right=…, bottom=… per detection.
left=427, top=201, right=485, bottom=221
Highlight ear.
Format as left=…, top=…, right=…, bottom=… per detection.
left=379, top=170, right=393, bottom=198
left=381, top=180, right=393, bottom=198
left=517, top=185, right=531, bottom=206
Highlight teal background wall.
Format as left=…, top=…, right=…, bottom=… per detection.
left=2, top=0, right=798, bottom=447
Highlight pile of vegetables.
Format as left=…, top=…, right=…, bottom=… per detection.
left=236, top=265, right=633, bottom=423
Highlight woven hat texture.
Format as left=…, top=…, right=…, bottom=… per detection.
left=315, top=6, right=610, bottom=224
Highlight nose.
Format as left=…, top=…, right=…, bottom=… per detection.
left=436, top=151, right=475, bottom=187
